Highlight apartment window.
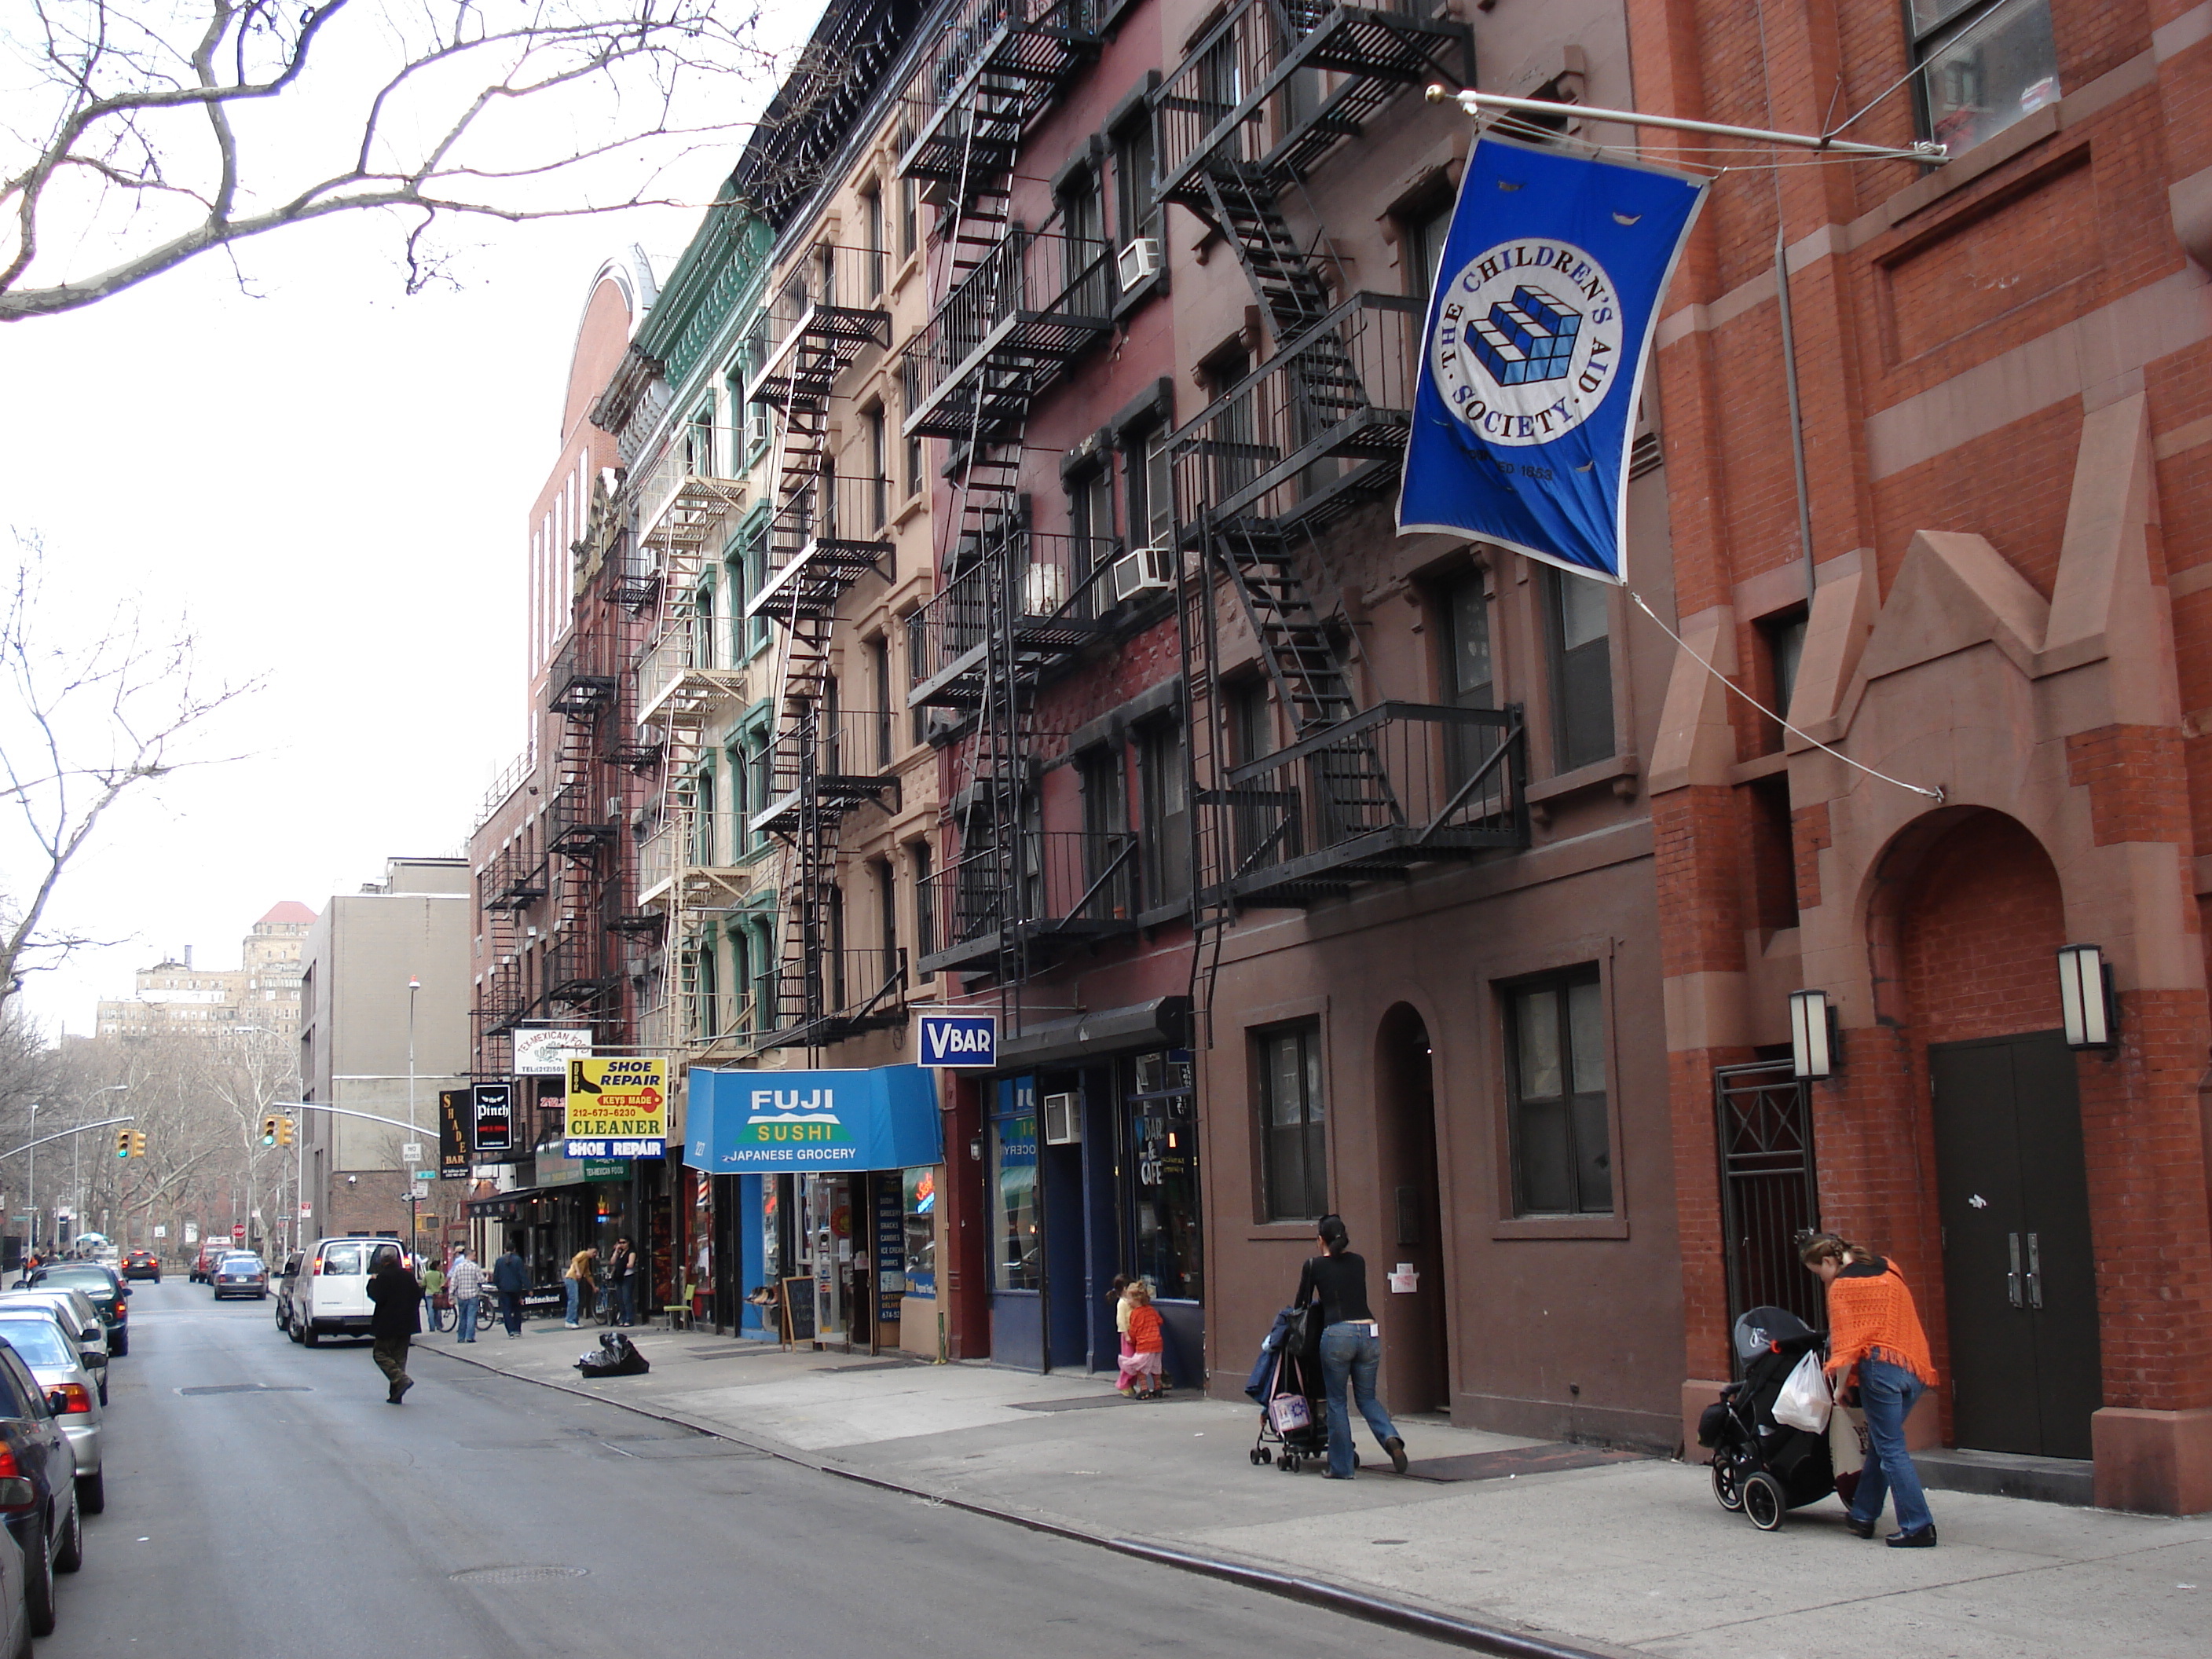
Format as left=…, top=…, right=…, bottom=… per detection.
left=1080, top=745, right=1130, bottom=917
left=743, top=321, right=771, bottom=452
left=1069, top=463, right=1114, bottom=573
left=910, top=839, right=936, bottom=957
left=726, top=543, right=748, bottom=665
left=728, top=737, right=752, bottom=839
left=1139, top=719, right=1190, bottom=904
left=1256, top=1023, right=1326, bottom=1221
left=862, top=185, right=886, bottom=297
left=1226, top=676, right=1272, bottom=767
left=690, top=765, right=718, bottom=867
left=743, top=521, right=770, bottom=652
left=730, top=928, right=753, bottom=1031
left=1442, top=569, right=1494, bottom=709
left=905, top=610, right=930, bottom=744
left=874, top=859, right=898, bottom=971
left=1114, top=115, right=1159, bottom=249
left=1503, top=969, right=1612, bottom=1215
left=1124, top=425, right=1174, bottom=553
left=692, top=578, right=716, bottom=669
left=1759, top=607, right=1808, bottom=751
left=864, top=405, right=888, bottom=529
left=899, top=174, right=918, bottom=259
left=695, top=944, right=721, bottom=1040
left=1404, top=195, right=1456, bottom=301
left=869, top=636, right=893, bottom=765
left=1057, top=163, right=1106, bottom=304
left=746, top=731, right=774, bottom=850
left=1544, top=567, right=1614, bottom=771
left=1912, top=0, right=2059, bottom=154
left=906, top=430, right=925, bottom=501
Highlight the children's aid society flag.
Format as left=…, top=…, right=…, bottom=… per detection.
left=1397, top=135, right=1708, bottom=584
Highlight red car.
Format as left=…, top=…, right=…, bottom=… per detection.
left=121, top=1251, right=160, bottom=1284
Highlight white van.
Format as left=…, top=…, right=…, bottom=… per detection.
left=289, top=1237, right=408, bottom=1346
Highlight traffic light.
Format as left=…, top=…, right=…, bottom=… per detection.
left=114, top=1129, right=131, bottom=1159
left=132, top=1131, right=147, bottom=1159
left=276, top=1117, right=295, bottom=1148
left=259, top=1115, right=279, bottom=1147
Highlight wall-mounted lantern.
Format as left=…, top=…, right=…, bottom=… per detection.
left=1789, top=989, right=1837, bottom=1080
left=2057, top=944, right=2118, bottom=1052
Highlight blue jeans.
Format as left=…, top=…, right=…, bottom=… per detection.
left=564, top=1280, right=584, bottom=1324
left=1319, top=1323, right=1400, bottom=1478
left=455, top=1297, right=480, bottom=1342
left=1850, top=1357, right=1934, bottom=1535
left=423, top=1295, right=445, bottom=1331
left=613, top=1280, right=635, bottom=1325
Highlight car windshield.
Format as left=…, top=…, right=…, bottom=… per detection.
left=0, top=1323, right=73, bottom=1368
left=219, top=1258, right=264, bottom=1272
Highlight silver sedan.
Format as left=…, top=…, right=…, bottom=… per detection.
left=0, top=1313, right=104, bottom=1514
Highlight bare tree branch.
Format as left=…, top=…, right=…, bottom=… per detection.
left=2, top=1, right=782, bottom=320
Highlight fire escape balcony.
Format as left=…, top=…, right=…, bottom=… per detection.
left=542, top=925, right=614, bottom=1009
left=1154, top=0, right=1473, bottom=207
left=917, top=830, right=1141, bottom=975
left=1170, top=290, right=1423, bottom=533
left=744, top=473, right=895, bottom=628
left=892, top=0, right=1101, bottom=188
left=754, top=947, right=912, bottom=1052
left=544, top=779, right=619, bottom=861
left=478, top=957, right=530, bottom=1036
left=632, top=423, right=747, bottom=569
left=547, top=640, right=620, bottom=720
left=482, top=844, right=548, bottom=910
left=636, top=627, right=749, bottom=729
left=749, top=708, right=903, bottom=840
left=899, top=231, right=1116, bottom=441
left=635, top=815, right=752, bottom=914
left=906, top=529, right=1117, bottom=709
left=1211, top=701, right=1528, bottom=906
left=745, top=246, right=892, bottom=410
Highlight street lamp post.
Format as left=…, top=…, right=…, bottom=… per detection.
left=407, top=977, right=420, bottom=1250
left=25, top=1104, right=37, bottom=1256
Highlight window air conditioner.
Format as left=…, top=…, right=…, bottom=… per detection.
left=1110, top=544, right=1174, bottom=602
left=1117, top=237, right=1162, bottom=288
left=1042, top=1092, right=1082, bottom=1146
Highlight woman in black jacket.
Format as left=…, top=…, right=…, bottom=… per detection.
left=1295, top=1215, right=1408, bottom=1479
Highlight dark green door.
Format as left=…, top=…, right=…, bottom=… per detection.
left=1928, top=1031, right=2103, bottom=1459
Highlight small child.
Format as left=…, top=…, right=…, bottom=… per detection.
left=1110, top=1275, right=1135, bottom=1396
left=1120, top=1280, right=1165, bottom=1399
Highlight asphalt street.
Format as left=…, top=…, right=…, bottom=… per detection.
left=43, top=1280, right=1469, bottom=1659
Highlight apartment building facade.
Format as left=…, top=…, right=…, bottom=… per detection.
left=1639, top=0, right=2212, bottom=1512
left=96, top=901, right=317, bottom=1041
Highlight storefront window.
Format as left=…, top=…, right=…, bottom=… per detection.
left=990, top=1079, right=1042, bottom=1291
left=1127, top=1051, right=1201, bottom=1302
left=903, top=1166, right=936, bottom=1296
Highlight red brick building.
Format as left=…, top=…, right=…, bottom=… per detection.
left=1637, top=0, right=2212, bottom=1511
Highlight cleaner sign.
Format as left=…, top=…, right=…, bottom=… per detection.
left=565, top=1056, right=668, bottom=1158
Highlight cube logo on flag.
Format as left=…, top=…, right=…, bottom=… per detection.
left=1399, top=136, right=1707, bottom=583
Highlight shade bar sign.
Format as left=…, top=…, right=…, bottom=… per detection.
left=566, top=1056, right=668, bottom=1158
left=917, top=1012, right=997, bottom=1068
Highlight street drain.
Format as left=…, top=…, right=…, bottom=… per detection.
left=178, top=1385, right=313, bottom=1397
left=450, top=1566, right=589, bottom=1584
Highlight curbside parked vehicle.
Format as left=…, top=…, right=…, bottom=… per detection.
left=189, top=1242, right=232, bottom=1284
left=273, top=1253, right=302, bottom=1335
left=15, top=1265, right=126, bottom=1358
left=0, top=1320, right=103, bottom=1517
left=0, top=1336, right=80, bottom=1638
left=208, top=1254, right=268, bottom=1301
left=289, top=1238, right=408, bottom=1346
left=0, top=1294, right=108, bottom=1404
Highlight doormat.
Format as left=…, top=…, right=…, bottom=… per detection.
left=1403, top=1443, right=1650, bottom=1483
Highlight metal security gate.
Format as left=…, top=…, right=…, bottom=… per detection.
left=1714, top=1060, right=1822, bottom=1367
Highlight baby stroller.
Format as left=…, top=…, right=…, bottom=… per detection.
left=1244, top=1307, right=1331, bottom=1473
left=1697, top=1306, right=1836, bottom=1530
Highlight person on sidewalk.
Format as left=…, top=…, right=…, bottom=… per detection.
left=447, top=1247, right=487, bottom=1343
left=1119, top=1280, right=1166, bottom=1398
left=1110, top=1275, right=1136, bottom=1397
left=1804, top=1232, right=1939, bottom=1547
left=492, top=1240, right=529, bottom=1338
left=606, top=1237, right=638, bottom=1327
left=420, top=1255, right=448, bottom=1333
left=366, top=1251, right=423, bottom=1404
left=564, top=1247, right=599, bottom=1328
left=1295, top=1215, right=1408, bottom=1480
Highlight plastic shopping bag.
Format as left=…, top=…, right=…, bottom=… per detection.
left=1772, top=1350, right=1832, bottom=1434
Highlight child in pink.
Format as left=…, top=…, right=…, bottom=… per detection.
left=1119, top=1280, right=1166, bottom=1398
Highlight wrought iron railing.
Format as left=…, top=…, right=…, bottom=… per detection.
left=917, top=830, right=1140, bottom=961
left=892, top=0, right=1101, bottom=181
left=906, top=529, right=1116, bottom=695
left=899, top=229, right=1115, bottom=435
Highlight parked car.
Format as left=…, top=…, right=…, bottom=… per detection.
left=272, top=1252, right=303, bottom=1335
left=119, top=1251, right=160, bottom=1284
left=209, top=1254, right=267, bottom=1300
left=0, top=1292, right=108, bottom=1394
left=0, top=1525, right=31, bottom=1659
left=289, top=1237, right=406, bottom=1346
left=189, top=1241, right=233, bottom=1284
left=15, top=1265, right=126, bottom=1357
left=0, top=1336, right=80, bottom=1636
left=0, top=1320, right=102, bottom=1516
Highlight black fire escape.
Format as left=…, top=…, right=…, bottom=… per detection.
left=539, top=613, right=625, bottom=1024
left=1152, top=2, right=1525, bottom=1020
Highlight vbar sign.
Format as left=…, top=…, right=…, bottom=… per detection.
left=917, top=1013, right=997, bottom=1068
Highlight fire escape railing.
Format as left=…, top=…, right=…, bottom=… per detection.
left=904, top=529, right=1117, bottom=708
left=892, top=0, right=1102, bottom=191
left=917, top=829, right=1141, bottom=972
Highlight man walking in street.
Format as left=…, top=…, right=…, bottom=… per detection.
left=492, top=1240, right=529, bottom=1339
left=606, top=1236, right=638, bottom=1327
left=448, top=1246, right=487, bottom=1343
left=367, top=1251, right=423, bottom=1403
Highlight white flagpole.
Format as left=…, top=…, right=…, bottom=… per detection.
left=1426, top=86, right=1947, bottom=164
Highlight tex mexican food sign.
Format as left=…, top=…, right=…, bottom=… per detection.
left=565, top=1057, right=668, bottom=1158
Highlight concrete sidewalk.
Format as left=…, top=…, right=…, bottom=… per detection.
left=412, top=1317, right=2211, bottom=1659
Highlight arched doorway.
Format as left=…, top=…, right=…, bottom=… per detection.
left=1375, top=1005, right=1448, bottom=1414
left=1883, top=810, right=2103, bottom=1459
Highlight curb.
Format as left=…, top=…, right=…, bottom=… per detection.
left=417, top=1341, right=1626, bottom=1659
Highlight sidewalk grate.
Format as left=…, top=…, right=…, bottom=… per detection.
left=1009, top=1395, right=1147, bottom=1413
left=815, top=1358, right=926, bottom=1373
left=177, top=1384, right=313, bottom=1397
left=1403, top=1443, right=1649, bottom=1484
left=449, top=1566, right=589, bottom=1584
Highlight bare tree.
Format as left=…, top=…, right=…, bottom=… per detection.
left=2, top=1, right=776, bottom=320
left=0, top=537, right=257, bottom=1013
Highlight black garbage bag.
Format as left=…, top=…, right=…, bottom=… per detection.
left=576, top=1331, right=650, bottom=1377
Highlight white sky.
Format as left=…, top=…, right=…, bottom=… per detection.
left=2, top=11, right=818, bottom=1035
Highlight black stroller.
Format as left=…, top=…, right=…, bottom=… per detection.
left=1697, top=1306, right=1837, bottom=1530
left=1244, top=1307, right=1331, bottom=1472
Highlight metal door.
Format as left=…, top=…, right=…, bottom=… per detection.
left=1713, top=1060, right=1822, bottom=1360
left=1929, top=1032, right=2102, bottom=1459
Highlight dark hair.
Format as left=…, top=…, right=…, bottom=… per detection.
left=1799, top=1232, right=1867, bottom=1267
left=1317, top=1214, right=1350, bottom=1256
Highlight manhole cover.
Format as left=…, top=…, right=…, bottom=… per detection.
left=177, top=1385, right=313, bottom=1397
left=449, top=1566, right=589, bottom=1584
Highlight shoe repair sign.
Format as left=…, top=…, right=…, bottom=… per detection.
left=565, top=1057, right=668, bottom=1158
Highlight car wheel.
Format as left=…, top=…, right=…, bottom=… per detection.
left=76, top=1471, right=103, bottom=1518
left=302, top=1321, right=320, bottom=1347
left=111, top=1333, right=126, bottom=1357
left=24, top=1509, right=56, bottom=1635
left=96, top=1376, right=107, bottom=1408
left=257, top=1291, right=266, bottom=1300
left=53, top=1490, right=82, bottom=1573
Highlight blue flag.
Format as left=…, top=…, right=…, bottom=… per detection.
left=1396, top=136, right=1707, bottom=583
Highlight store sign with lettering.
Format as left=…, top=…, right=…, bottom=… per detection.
left=565, top=1056, right=667, bottom=1158
left=684, top=1065, right=943, bottom=1174
left=917, top=1012, right=997, bottom=1068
